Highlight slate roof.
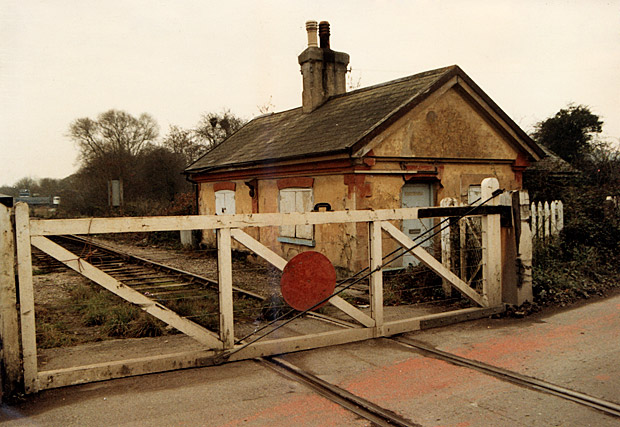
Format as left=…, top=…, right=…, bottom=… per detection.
left=527, top=144, right=578, bottom=174
left=186, top=65, right=542, bottom=174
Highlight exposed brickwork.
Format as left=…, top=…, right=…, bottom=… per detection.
left=213, top=182, right=236, bottom=192
left=277, top=177, right=314, bottom=189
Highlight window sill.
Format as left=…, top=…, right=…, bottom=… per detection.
left=277, top=236, right=315, bottom=247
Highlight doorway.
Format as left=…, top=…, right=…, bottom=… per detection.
left=401, top=183, right=434, bottom=266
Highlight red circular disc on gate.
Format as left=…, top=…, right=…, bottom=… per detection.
left=280, top=251, right=336, bottom=311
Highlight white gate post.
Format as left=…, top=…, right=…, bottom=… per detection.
left=557, top=200, right=564, bottom=233
left=14, top=203, right=38, bottom=393
left=481, top=178, right=502, bottom=307
left=216, top=228, right=234, bottom=349
left=516, top=191, right=533, bottom=303
left=0, top=204, right=21, bottom=396
left=369, top=221, right=384, bottom=336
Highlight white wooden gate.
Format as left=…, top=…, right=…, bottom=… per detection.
left=0, top=178, right=520, bottom=395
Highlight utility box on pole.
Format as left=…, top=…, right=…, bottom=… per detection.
left=108, top=179, right=123, bottom=208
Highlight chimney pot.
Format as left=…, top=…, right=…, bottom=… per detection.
left=319, top=21, right=330, bottom=49
left=305, top=20, right=318, bottom=47
left=299, top=20, right=348, bottom=113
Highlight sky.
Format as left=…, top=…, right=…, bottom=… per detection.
left=1, top=0, right=619, bottom=187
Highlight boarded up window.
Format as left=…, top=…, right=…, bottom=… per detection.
left=279, top=188, right=313, bottom=240
left=215, top=190, right=235, bottom=215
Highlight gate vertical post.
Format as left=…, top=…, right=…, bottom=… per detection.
left=0, top=204, right=21, bottom=397
left=481, top=178, right=502, bottom=307
left=217, top=227, right=234, bottom=349
left=440, top=198, right=456, bottom=297
left=14, top=203, right=38, bottom=393
left=515, top=190, right=533, bottom=304
left=459, top=214, right=467, bottom=281
left=369, top=221, right=383, bottom=335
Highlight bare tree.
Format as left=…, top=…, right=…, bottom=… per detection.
left=67, top=109, right=159, bottom=213
left=194, top=110, right=245, bottom=150
left=69, top=109, right=159, bottom=165
left=163, top=110, right=246, bottom=165
left=161, top=125, right=203, bottom=165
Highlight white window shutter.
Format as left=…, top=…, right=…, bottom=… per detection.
left=215, top=192, right=225, bottom=215
left=215, top=190, right=235, bottom=215
left=296, top=189, right=313, bottom=239
left=468, top=185, right=482, bottom=205
left=279, top=189, right=296, bottom=237
left=225, top=191, right=235, bottom=214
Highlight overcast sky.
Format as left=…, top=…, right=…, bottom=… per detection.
left=1, top=0, right=619, bottom=187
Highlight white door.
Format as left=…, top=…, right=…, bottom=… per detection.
left=401, top=183, right=433, bottom=267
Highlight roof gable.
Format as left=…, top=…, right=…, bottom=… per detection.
left=367, top=87, right=522, bottom=160
left=186, top=65, right=543, bottom=174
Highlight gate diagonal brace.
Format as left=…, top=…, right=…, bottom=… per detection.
left=380, top=221, right=488, bottom=307
left=31, top=235, right=224, bottom=350
left=230, top=228, right=375, bottom=327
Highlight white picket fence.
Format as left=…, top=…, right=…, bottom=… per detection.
left=531, top=200, right=564, bottom=240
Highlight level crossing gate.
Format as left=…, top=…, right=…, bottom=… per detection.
left=0, top=178, right=532, bottom=395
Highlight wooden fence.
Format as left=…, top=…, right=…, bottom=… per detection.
left=0, top=178, right=532, bottom=396
left=531, top=200, right=564, bottom=241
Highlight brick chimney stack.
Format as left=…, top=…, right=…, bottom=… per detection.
left=298, top=20, right=349, bottom=113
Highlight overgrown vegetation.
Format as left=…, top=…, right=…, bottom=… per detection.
left=531, top=187, right=620, bottom=308
left=35, top=276, right=267, bottom=349
left=36, top=282, right=168, bottom=348
left=526, top=104, right=620, bottom=310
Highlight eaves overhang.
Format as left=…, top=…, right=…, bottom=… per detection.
left=184, top=148, right=351, bottom=177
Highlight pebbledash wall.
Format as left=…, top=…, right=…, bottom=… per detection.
left=196, top=84, right=527, bottom=272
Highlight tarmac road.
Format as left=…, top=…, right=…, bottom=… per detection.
left=2, top=292, right=619, bottom=426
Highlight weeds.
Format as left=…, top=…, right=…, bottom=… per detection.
left=383, top=265, right=451, bottom=306
left=36, top=306, right=76, bottom=349
left=532, top=238, right=619, bottom=307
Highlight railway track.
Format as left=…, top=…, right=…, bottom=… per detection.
left=393, top=337, right=620, bottom=418
left=40, top=235, right=265, bottom=301
left=258, top=337, right=620, bottom=424
left=35, top=236, right=620, bottom=422
left=260, top=356, right=420, bottom=427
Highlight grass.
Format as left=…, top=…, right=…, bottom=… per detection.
left=36, top=279, right=265, bottom=349
left=35, top=306, right=77, bottom=348
left=383, top=265, right=453, bottom=306
left=36, top=282, right=167, bottom=348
